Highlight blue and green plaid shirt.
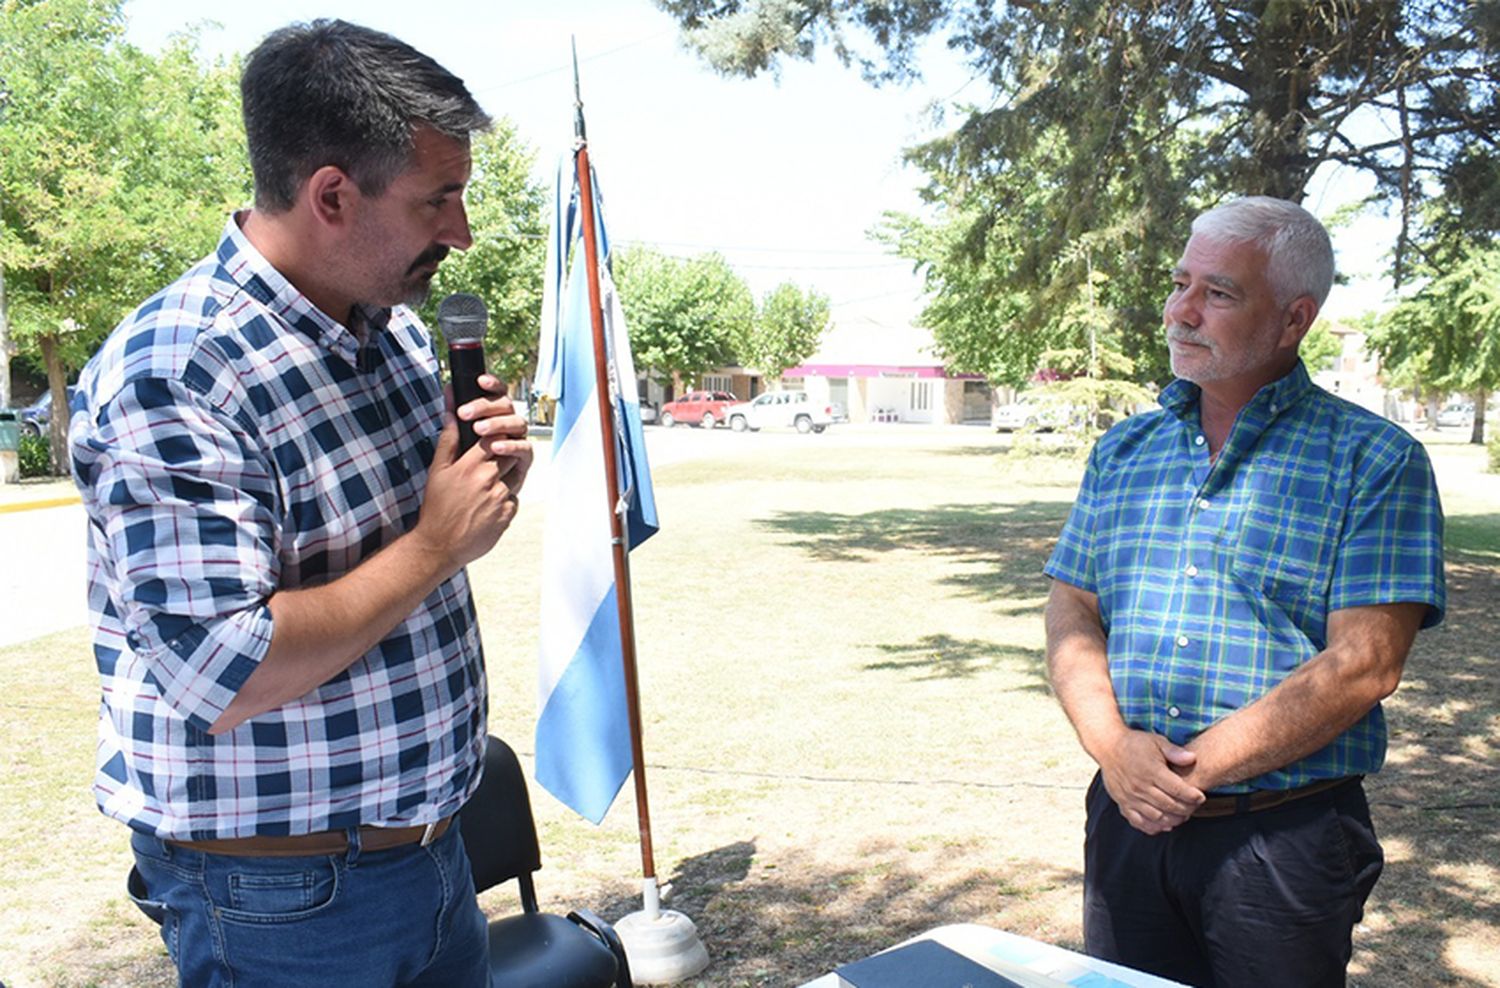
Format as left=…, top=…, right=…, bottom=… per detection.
left=1045, top=362, right=1445, bottom=792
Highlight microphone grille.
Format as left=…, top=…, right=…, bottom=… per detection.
left=437, top=293, right=488, bottom=343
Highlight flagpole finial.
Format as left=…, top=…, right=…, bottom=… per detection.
left=571, top=36, right=587, bottom=143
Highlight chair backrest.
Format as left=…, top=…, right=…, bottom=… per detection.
left=459, top=735, right=543, bottom=906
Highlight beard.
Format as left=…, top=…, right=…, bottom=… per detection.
left=399, top=244, right=451, bottom=308
left=1165, top=323, right=1278, bottom=384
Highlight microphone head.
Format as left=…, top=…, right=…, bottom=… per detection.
left=437, top=293, right=488, bottom=343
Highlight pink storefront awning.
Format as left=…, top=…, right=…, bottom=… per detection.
left=781, top=363, right=984, bottom=380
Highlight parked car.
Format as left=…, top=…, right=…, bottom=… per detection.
left=725, top=391, right=835, bottom=434
left=658, top=390, right=739, bottom=429
left=14, top=387, right=77, bottom=437
left=1435, top=402, right=1474, bottom=429
left=991, top=398, right=1070, bottom=432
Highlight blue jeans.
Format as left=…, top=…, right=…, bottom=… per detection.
left=128, top=823, right=489, bottom=988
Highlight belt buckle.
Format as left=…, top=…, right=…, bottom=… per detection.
left=420, top=821, right=439, bottom=847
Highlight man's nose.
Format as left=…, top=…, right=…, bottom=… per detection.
left=441, top=200, right=473, bottom=251
left=1165, top=285, right=1200, bottom=327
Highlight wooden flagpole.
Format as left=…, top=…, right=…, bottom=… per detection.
left=568, top=43, right=710, bottom=980
left=571, top=42, right=657, bottom=897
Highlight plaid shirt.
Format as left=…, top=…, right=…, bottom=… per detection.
left=70, top=214, right=487, bottom=839
left=1045, top=362, right=1445, bottom=792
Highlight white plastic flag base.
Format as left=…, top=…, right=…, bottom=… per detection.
left=616, top=910, right=709, bottom=983
left=616, top=880, right=709, bottom=984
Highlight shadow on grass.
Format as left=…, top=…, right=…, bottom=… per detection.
left=1354, top=555, right=1500, bottom=986
left=595, top=839, right=1081, bottom=986
left=757, top=501, right=1071, bottom=615
left=932, top=444, right=1018, bottom=459
left=864, top=633, right=1047, bottom=687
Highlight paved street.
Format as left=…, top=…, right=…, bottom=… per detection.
left=0, top=500, right=89, bottom=647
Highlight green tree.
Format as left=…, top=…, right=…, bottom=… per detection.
left=612, top=247, right=754, bottom=389
left=423, top=120, right=548, bottom=389
left=1368, top=242, right=1500, bottom=444
left=0, top=0, right=248, bottom=473
left=1299, top=320, right=1343, bottom=377
left=740, top=281, right=830, bottom=379
left=659, top=0, right=1499, bottom=385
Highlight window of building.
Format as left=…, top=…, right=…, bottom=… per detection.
left=911, top=381, right=932, bottom=411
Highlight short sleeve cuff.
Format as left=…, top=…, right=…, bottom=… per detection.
left=1328, top=585, right=1446, bottom=629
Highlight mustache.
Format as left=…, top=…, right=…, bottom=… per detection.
left=406, top=245, right=450, bottom=275
left=1166, top=325, right=1213, bottom=349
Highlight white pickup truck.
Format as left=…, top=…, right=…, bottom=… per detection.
left=725, top=391, right=835, bottom=433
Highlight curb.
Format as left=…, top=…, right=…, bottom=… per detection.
left=0, top=494, right=82, bottom=514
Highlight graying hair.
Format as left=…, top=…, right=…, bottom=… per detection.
left=1191, top=196, right=1335, bottom=308
left=241, top=20, right=491, bottom=213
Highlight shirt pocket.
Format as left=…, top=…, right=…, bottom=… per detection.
left=1231, top=493, right=1341, bottom=604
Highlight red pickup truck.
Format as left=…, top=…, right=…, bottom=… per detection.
left=658, top=390, right=739, bottom=429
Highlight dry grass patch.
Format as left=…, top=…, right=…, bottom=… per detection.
left=3, top=428, right=1496, bottom=987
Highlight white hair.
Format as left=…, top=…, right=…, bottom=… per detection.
left=1191, top=196, right=1335, bottom=307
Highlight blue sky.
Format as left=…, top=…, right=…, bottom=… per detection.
left=124, top=0, right=1392, bottom=361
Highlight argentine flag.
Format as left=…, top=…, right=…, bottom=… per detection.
left=533, top=156, right=658, bottom=824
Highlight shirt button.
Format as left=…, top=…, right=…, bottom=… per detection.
left=1185, top=564, right=1199, bottom=577
left=1176, top=635, right=1190, bottom=647
left=1197, top=498, right=1211, bottom=510
left=1168, top=705, right=1182, bottom=718
left=1194, top=435, right=1205, bottom=446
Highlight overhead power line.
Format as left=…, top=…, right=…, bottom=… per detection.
left=473, top=29, right=676, bottom=94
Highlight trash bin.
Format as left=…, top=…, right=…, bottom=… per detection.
left=0, top=410, right=19, bottom=453
left=0, top=410, right=19, bottom=484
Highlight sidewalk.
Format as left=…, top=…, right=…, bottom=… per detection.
left=0, top=476, right=80, bottom=513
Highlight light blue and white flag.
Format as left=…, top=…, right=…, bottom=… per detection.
left=533, top=155, right=658, bottom=824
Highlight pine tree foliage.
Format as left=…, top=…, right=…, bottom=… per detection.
left=658, top=0, right=1499, bottom=386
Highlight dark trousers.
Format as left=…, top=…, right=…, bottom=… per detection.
left=1083, top=772, right=1383, bottom=988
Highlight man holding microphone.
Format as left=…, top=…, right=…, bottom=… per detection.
left=70, top=20, right=520, bottom=986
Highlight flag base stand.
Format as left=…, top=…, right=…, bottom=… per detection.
left=615, top=879, right=710, bottom=983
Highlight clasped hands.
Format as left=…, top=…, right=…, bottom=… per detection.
left=1098, top=729, right=1208, bottom=836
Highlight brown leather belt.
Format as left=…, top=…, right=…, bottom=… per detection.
left=1193, top=777, right=1356, bottom=819
left=167, top=815, right=454, bottom=857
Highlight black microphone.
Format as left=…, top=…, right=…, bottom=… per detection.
left=436, top=293, right=489, bottom=453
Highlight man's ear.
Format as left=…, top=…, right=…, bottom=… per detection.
left=303, top=165, right=358, bottom=230
left=1281, top=295, right=1319, bottom=350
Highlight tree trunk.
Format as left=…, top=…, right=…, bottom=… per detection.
left=1472, top=387, right=1489, bottom=446
left=39, top=333, right=70, bottom=476
left=1423, top=392, right=1441, bottom=432
left=0, top=264, right=11, bottom=409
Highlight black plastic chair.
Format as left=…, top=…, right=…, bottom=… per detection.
left=460, top=735, right=632, bottom=988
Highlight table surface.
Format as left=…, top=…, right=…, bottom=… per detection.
left=798, top=924, right=1189, bottom=988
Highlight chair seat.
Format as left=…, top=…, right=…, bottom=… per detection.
left=487, top=912, right=620, bottom=988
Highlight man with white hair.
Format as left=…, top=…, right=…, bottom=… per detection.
left=1043, top=196, right=1445, bottom=985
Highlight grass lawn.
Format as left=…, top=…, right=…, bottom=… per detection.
left=1, top=427, right=1496, bottom=986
